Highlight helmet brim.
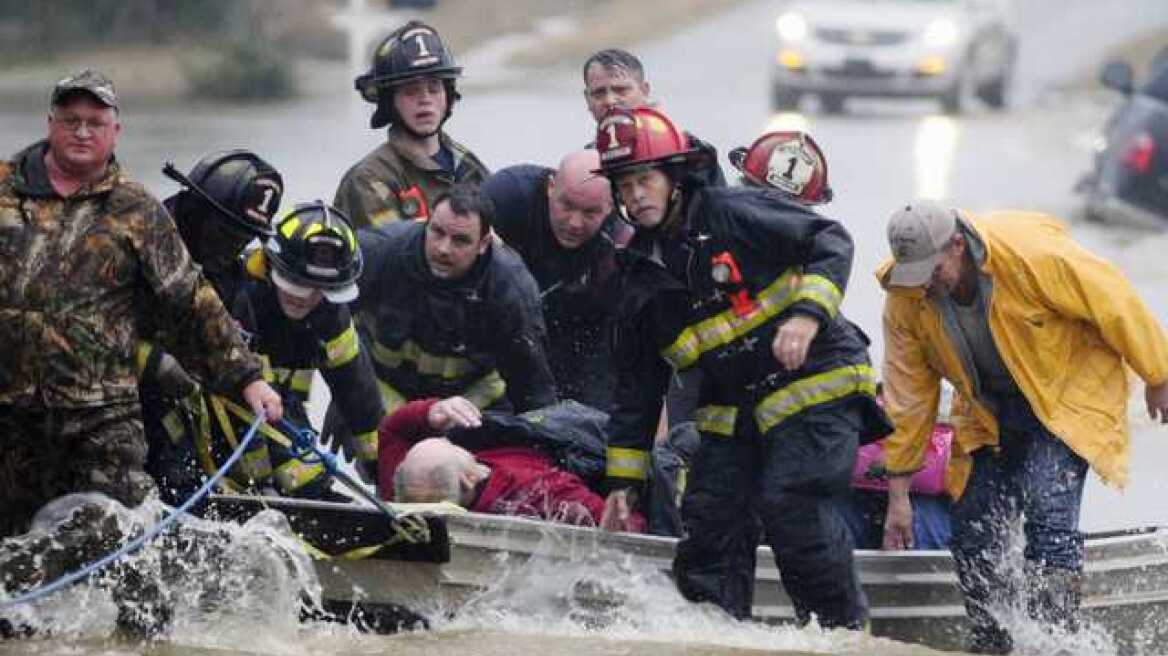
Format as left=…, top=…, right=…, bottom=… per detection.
left=321, top=283, right=359, bottom=304
left=593, top=148, right=712, bottom=178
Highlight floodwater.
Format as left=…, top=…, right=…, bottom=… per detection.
left=3, top=0, right=1168, bottom=653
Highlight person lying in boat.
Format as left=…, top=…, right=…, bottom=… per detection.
left=378, top=396, right=646, bottom=531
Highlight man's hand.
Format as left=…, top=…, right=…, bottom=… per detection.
left=1146, top=382, right=1168, bottom=424
left=600, top=488, right=638, bottom=532
left=772, top=314, right=820, bottom=371
left=428, top=396, right=482, bottom=431
left=882, top=476, right=914, bottom=550
left=242, top=379, right=283, bottom=422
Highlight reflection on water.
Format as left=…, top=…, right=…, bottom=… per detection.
left=913, top=115, right=960, bottom=200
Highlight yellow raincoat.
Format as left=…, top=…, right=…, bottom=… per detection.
left=877, top=210, right=1168, bottom=493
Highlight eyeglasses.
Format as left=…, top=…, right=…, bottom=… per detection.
left=52, top=115, right=114, bottom=134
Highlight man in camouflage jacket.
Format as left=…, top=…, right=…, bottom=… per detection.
left=0, top=70, right=283, bottom=541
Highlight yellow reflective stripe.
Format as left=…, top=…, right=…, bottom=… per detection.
left=279, top=216, right=301, bottom=238
left=260, top=354, right=274, bottom=382
left=754, top=364, right=878, bottom=434
left=694, top=404, right=737, bottom=437
left=270, top=367, right=314, bottom=393
left=661, top=268, right=801, bottom=370
left=161, top=410, right=186, bottom=443
left=353, top=429, right=379, bottom=463
left=606, top=446, right=649, bottom=481
left=378, top=381, right=407, bottom=414
left=794, top=274, right=842, bottom=319
left=463, top=370, right=506, bottom=410
left=274, top=459, right=325, bottom=492
left=370, top=339, right=475, bottom=380
left=369, top=208, right=401, bottom=226
left=303, top=223, right=324, bottom=238
left=135, top=341, right=153, bottom=375
left=239, top=444, right=274, bottom=481
left=325, top=322, right=360, bottom=368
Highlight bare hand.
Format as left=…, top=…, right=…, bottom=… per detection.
left=242, top=379, right=283, bottom=422
left=882, top=479, right=914, bottom=550
left=1146, top=382, right=1168, bottom=424
left=772, top=314, right=820, bottom=371
left=600, top=488, right=636, bottom=532
left=428, top=396, right=482, bottom=431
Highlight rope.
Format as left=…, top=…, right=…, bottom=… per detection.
left=276, top=418, right=430, bottom=545
left=0, top=412, right=267, bottom=609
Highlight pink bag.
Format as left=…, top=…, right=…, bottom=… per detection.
left=851, top=423, right=953, bottom=496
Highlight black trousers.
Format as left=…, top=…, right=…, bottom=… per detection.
left=672, top=401, right=866, bottom=628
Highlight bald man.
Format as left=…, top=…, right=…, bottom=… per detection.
left=482, top=151, right=631, bottom=412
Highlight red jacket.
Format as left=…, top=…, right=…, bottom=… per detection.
left=378, top=399, right=645, bottom=531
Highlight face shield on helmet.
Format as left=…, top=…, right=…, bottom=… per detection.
left=264, top=201, right=363, bottom=304
left=354, top=21, right=462, bottom=131
left=728, top=131, right=833, bottom=204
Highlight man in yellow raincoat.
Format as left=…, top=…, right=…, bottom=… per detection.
left=876, top=200, right=1168, bottom=653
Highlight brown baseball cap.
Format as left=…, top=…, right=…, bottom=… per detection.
left=51, top=69, right=118, bottom=109
left=886, top=200, right=959, bottom=287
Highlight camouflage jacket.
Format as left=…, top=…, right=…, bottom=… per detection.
left=0, top=141, right=262, bottom=408
left=333, top=128, right=489, bottom=228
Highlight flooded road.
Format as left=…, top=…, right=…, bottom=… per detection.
left=2, top=0, right=1168, bottom=653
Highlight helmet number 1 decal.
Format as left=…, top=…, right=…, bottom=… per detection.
left=766, top=142, right=814, bottom=195
left=258, top=188, right=276, bottom=215
left=605, top=122, right=620, bottom=150
left=414, top=34, right=431, bottom=57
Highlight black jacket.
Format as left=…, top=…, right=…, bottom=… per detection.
left=230, top=269, right=384, bottom=439
left=482, top=164, right=632, bottom=410
left=356, top=220, right=557, bottom=413
left=605, top=184, right=890, bottom=491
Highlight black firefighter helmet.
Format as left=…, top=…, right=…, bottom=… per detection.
left=354, top=20, right=462, bottom=130
left=163, top=149, right=283, bottom=239
left=265, top=201, right=363, bottom=304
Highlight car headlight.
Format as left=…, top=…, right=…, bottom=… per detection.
left=922, top=19, right=958, bottom=48
left=776, top=11, right=809, bottom=42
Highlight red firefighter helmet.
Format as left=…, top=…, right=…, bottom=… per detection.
left=594, top=106, right=707, bottom=176
left=728, top=131, right=833, bottom=204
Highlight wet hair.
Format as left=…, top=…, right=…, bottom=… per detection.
left=432, top=183, right=496, bottom=237
left=394, top=458, right=462, bottom=504
left=582, top=48, right=646, bottom=83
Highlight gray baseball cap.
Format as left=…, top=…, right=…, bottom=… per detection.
left=51, top=69, right=118, bottom=109
left=886, top=201, right=958, bottom=287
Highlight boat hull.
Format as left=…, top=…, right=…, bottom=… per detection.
left=208, top=495, right=1168, bottom=653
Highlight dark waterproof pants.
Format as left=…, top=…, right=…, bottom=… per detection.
left=0, top=404, right=155, bottom=538
left=672, top=401, right=866, bottom=628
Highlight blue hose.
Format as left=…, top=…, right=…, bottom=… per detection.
left=0, top=412, right=267, bottom=609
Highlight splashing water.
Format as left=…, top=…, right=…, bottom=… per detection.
left=1, top=493, right=324, bottom=653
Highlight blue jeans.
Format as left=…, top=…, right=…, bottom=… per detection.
left=950, top=393, right=1088, bottom=632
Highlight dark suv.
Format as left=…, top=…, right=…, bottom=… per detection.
left=1079, top=53, right=1168, bottom=228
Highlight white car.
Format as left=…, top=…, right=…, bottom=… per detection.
left=771, top=0, right=1017, bottom=113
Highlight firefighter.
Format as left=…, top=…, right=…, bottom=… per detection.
left=354, top=183, right=557, bottom=420
left=336, top=20, right=489, bottom=227
left=728, top=130, right=833, bottom=203
left=197, top=201, right=384, bottom=499
left=592, top=106, right=891, bottom=628
left=140, top=150, right=285, bottom=505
